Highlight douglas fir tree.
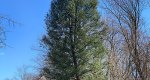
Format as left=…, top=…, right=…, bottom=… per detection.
left=42, top=0, right=106, bottom=80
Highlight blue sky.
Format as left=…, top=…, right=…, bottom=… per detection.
left=0, top=0, right=149, bottom=80
left=143, top=8, right=150, bottom=33
left=0, top=0, right=49, bottom=79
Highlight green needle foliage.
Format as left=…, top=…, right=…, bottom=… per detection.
left=41, top=0, right=107, bottom=80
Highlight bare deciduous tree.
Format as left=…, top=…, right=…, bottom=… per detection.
left=102, top=0, right=150, bottom=80
left=5, top=66, right=40, bottom=80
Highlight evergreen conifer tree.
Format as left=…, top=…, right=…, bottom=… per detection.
left=42, top=0, right=106, bottom=80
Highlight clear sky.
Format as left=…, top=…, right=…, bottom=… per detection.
left=0, top=0, right=149, bottom=80
left=0, top=0, right=50, bottom=79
